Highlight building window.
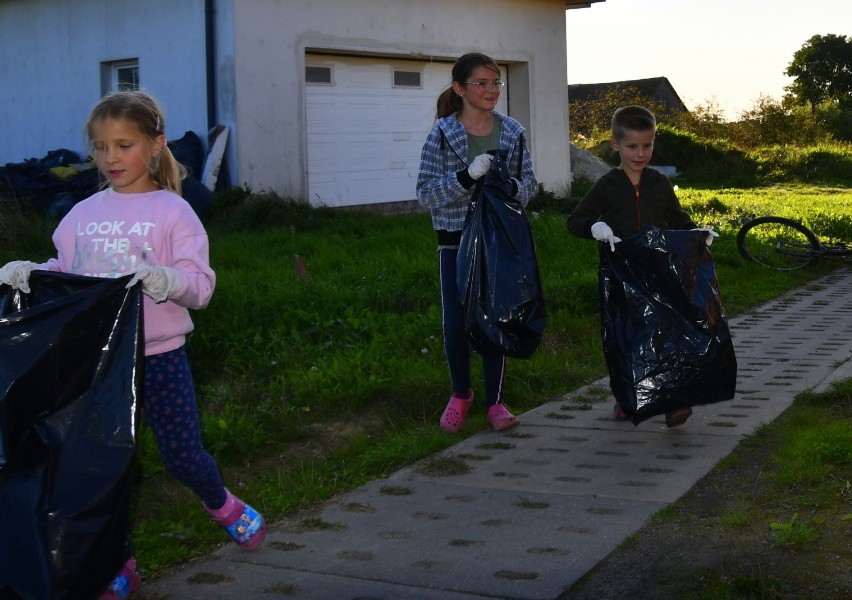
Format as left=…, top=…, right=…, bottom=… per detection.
left=101, top=59, right=139, bottom=94
left=393, top=69, right=421, bottom=88
left=306, top=65, right=333, bottom=84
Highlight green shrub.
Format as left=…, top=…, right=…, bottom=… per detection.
left=820, top=104, right=852, bottom=141
left=749, top=142, right=852, bottom=186
left=654, top=126, right=759, bottom=186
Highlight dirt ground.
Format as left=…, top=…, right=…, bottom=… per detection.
left=558, top=432, right=852, bottom=600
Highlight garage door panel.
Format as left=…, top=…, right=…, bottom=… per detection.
left=309, top=100, right=430, bottom=135
left=311, top=134, right=421, bottom=169
left=346, top=172, right=418, bottom=205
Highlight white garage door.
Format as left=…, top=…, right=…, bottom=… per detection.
left=305, top=54, right=507, bottom=207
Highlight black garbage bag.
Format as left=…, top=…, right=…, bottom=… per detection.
left=0, top=149, right=99, bottom=217
left=457, top=150, right=546, bottom=359
left=167, top=131, right=205, bottom=180
left=600, top=227, right=736, bottom=425
left=0, top=272, right=143, bottom=599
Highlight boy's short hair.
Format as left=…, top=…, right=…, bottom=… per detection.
left=611, top=105, right=656, bottom=141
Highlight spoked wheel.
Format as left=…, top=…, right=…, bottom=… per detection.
left=737, top=216, right=821, bottom=271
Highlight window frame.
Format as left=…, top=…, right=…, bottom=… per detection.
left=101, top=59, right=139, bottom=94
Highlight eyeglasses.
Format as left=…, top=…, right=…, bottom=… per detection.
left=463, top=80, right=505, bottom=92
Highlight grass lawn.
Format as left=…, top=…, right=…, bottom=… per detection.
left=2, top=184, right=850, bottom=586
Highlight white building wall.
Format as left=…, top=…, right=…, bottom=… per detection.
left=1, top=0, right=573, bottom=200
left=0, top=0, right=209, bottom=165
left=230, top=0, right=572, bottom=199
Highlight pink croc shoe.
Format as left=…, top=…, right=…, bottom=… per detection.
left=98, top=558, right=141, bottom=599
left=487, top=404, right=519, bottom=431
left=205, top=488, right=267, bottom=550
left=440, top=389, right=474, bottom=433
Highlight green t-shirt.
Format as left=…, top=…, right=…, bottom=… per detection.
left=467, top=120, right=503, bottom=161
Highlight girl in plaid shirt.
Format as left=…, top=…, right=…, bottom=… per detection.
left=416, top=52, right=537, bottom=433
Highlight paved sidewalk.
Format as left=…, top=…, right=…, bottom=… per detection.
left=139, top=268, right=852, bottom=600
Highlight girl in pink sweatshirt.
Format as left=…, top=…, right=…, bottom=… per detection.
left=0, top=91, right=265, bottom=598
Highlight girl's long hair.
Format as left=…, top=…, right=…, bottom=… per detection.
left=85, top=90, right=186, bottom=194
left=435, top=52, right=501, bottom=120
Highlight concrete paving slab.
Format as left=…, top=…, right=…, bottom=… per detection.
left=137, top=268, right=852, bottom=600
left=392, top=425, right=743, bottom=503
left=273, top=481, right=661, bottom=599
left=518, top=387, right=798, bottom=437
left=139, top=558, right=493, bottom=600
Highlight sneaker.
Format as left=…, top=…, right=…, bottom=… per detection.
left=205, top=489, right=267, bottom=550
left=440, top=389, right=474, bottom=433
left=612, top=402, right=629, bottom=422
left=486, top=403, right=519, bottom=431
left=98, top=558, right=141, bottom=600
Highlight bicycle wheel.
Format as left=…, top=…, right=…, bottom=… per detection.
left=737, top=216, right=821, bottom=271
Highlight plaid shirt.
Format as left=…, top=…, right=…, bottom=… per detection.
left=416, top=112, right=537, bottom=232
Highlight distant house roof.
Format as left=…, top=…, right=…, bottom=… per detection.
left=564, top=0, right=606, bottom=8
left=568, top=76, right=688, bottom=113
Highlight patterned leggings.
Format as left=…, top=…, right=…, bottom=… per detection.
left=142, top=347, right=226, bottom=509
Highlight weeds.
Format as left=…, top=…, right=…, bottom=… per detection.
left=514, top=498, right=550, bottom=509
left=296, top=517, right=344, bottom=531
left=704, top=378, right=849, bottom=593
left=696, top=571, right=786, bottom=599
left=769, top=513, right=818, bottom=544
left=0, top=196, right=57, bottom=258
left=379, top=485, right=412, bottom=496
left=415, top=455, right=472, bottom=477
left=720, top=510, right=753, bottom=529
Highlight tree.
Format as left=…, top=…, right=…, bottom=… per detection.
left=785, top=34, right=852, bottom=113
left=667, top=97, right=729, bottom=141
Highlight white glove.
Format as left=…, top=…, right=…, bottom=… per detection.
left=0, top=260, right=36, bottom=293
left=590, top=221, right=621, bottom=252
left=693, top=227, right=720, bottom=247
left=467, top=153, right=494, bottom=180
left=126, top=266, right=180, bottom=302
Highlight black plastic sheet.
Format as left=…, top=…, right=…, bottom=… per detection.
left=600, top=227, right=736, bottom=424
left=457, top=151, right=546, bottom=359
left=0, top=272, right=143, bottom=599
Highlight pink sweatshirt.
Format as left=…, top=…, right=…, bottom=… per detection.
left=38, top=188, right=216, bottom=356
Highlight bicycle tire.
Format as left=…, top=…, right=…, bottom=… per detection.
left=737, top=216, right=821, bottom=271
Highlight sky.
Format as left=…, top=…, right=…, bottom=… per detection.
left=565, top=0, right=852, bottom=120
